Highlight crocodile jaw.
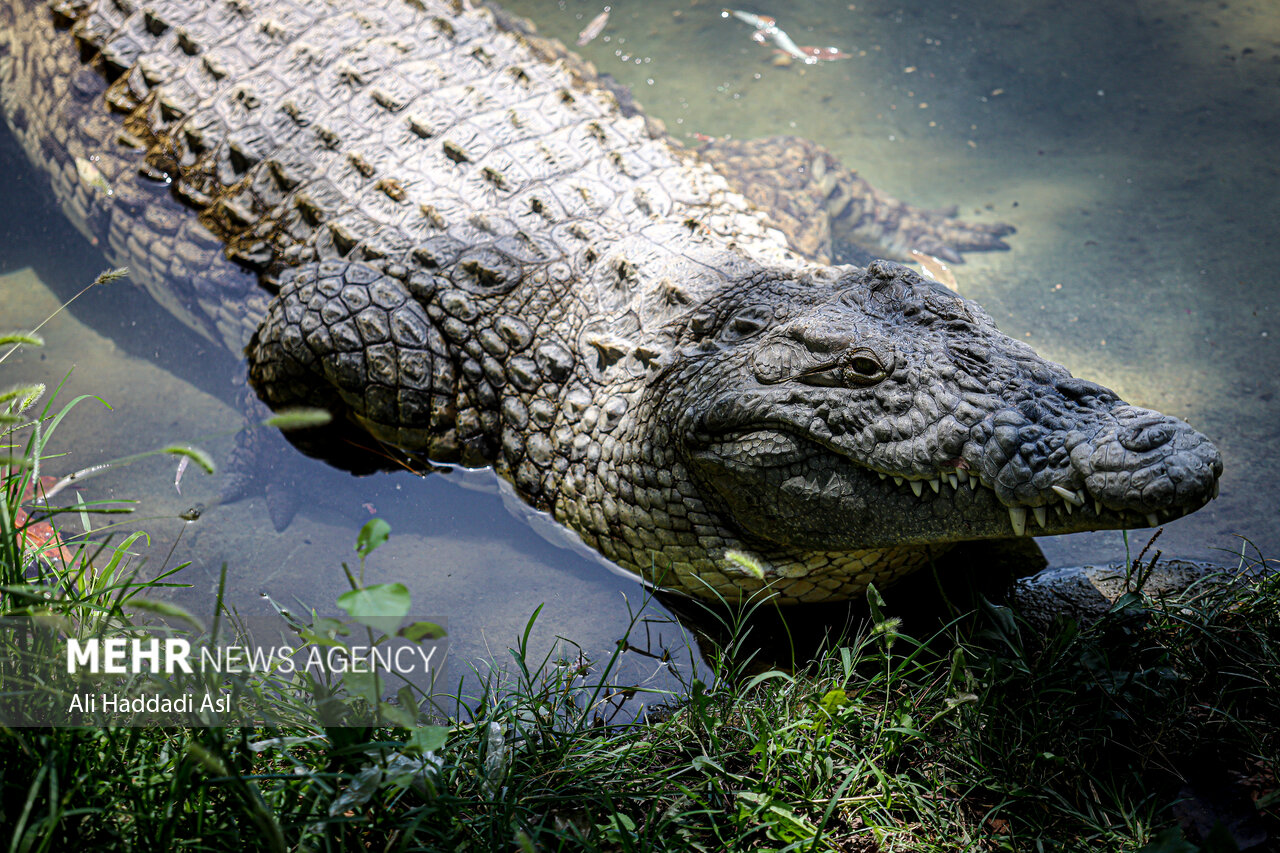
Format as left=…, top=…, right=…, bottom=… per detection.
left=691, top=413, right=1221, bottom=550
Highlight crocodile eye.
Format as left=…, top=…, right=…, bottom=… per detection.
left=797, top=350, right=890, bottom=388
left=839, top=350, right=889, bottom=385
left=849, top=355, right=881, bottom=377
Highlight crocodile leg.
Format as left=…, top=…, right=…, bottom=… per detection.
left=697, top=135, right=1014, bottom=264
left=245, top=260, right=461, bottom=467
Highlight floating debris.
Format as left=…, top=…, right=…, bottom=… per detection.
left=74, top=155, right=112, bottom=196
left=175, top=454, right=189, bottom=495
left=792, top=45, right=851, bottom=61
left=724, top=8, right=777, bottom=37
left=577, top=7, right=610, bottom=46
left=910, top=248, right=959, bottom=291
left=722, top=8, right=850, bottom=65
left=10, top=473, right=77, bottom=564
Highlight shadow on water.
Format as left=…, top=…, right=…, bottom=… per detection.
left=2, top=0, right=1278, bottom=695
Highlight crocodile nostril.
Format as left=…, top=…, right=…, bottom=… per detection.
left=1119, top=423, right=1174, bottom=452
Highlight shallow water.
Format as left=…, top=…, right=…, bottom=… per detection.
left=2, top=0, right=1277, bottom=695
left=506, top=0, right=1280, bottom=567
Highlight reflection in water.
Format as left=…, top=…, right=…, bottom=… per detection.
left=2, top=0, right=1278, bottom=693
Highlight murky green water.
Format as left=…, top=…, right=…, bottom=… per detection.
left=509, top=0, right=1279, bottom=567
left=2, top=0, right=1277, bottom=692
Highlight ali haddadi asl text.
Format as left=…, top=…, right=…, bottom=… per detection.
left=67, top=691, right=231, bottom=715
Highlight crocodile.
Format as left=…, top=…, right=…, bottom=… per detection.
left=0, top=0, right=1222, bottom=602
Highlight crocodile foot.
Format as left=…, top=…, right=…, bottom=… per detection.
left=697, top=135, right=1014, bottom=264
left=853, top=199, right=1015, bottom=265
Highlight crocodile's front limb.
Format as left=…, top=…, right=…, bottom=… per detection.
left=698, top=135, right=1014, bottom=264
left=246, top=260, right=464, bottom=465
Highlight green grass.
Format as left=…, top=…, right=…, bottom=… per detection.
left=1, top=285, right=1276, bottom=851
left=3, top=554, right=1274, bottom=851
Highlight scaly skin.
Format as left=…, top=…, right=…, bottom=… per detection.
left=0, top=0, right=1222, bottom=602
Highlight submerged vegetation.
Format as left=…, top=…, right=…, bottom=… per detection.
left=0, top=286, right=1276, bottom=851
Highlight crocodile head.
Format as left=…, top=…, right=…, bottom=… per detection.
left=672, top=260, right=1222, bottom=554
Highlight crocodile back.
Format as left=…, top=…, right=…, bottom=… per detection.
left=0, top=0, right=799, bottom=353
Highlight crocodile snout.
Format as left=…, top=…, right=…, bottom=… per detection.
left=1065, top=406, right=1221, bottom=514
left=964, top=400, right=1221, bottom=523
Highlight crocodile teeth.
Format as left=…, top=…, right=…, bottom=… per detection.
left=910, top=480, right=923, bottom=497
left=1211, top=480, right=1220, bottom=499
left=1051, top=485, right=1083, bottom=506
left=1095, top=500, right=1104, bottom=515
left=948, top=474, right=959, bottom=490
left=1033, top=506, right=1047, bottom=528
left=1146, top=513, right=1160, bottom=527
left=929, top=478, right=940, bottom=494
left=956, top=468, right=969, bottom=482
left=894, top=476, right=904, bottom=486
left=878, top=471, right=887, bottom=480
left=1063, top=500, right=1073, bottom=515
left=1008, top=507, right=1027, bottom=536
left=968, top=476, right=978, bottom=491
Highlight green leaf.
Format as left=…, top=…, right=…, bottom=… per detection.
left=1135, top=827, right=1198, bottom=853
left=596, top=812, right=637, bottom=841
left=185, top=742, right=229, bottom=776
left=378, top=700, right=416, bottom=728
left=343, top=668, right=382, bottom=708
left=1202, top=821, right=1242, bottom=853
left=866, top=582, right=887, bottom=624
left=396, top=685, right=420, bottom=717
left=262, top=407, right=333, bottom=431
left=1257, top=788, right=1280, bottom=810
left=355, top=518, right=391, bottom=557
left=943, top=692, right=979, bottom=711
left=124, top=598, right=206, bottom=631
left=0, top=333, right=43, bottom=348
left=406, top=725, right=449, bottom=754
left=28, top=609, right=75, bottom=635
left=818, top=688, right=850, bottom=716
left=400, top=620, right=446, bottom=641
left=161, top=444, right=215, bottom=475
left=337, top=582, right=410, bottom=636
left=296, top=629, right=347, bottom=649
left=948, top=646, right=967, bottom=691
left=690, top=755, right=726, bottom=775
left=980, top=596, right=1021, bottom=643
left=742, top=669, right=793, bottom=693
left=310, top=616, right=351, bottom=638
